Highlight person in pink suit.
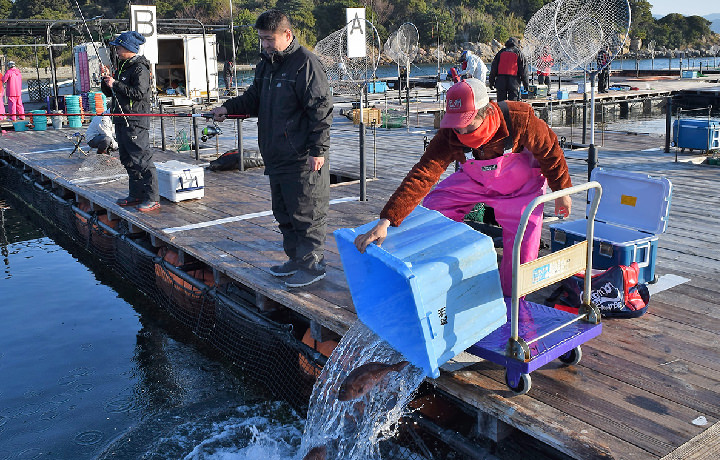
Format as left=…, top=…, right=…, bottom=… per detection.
left=3, top=61, right=25, bottom=121
left=0, top=68, right=5, bottom=120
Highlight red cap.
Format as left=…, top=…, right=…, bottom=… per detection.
left=440, top=79, right=490, bottom=129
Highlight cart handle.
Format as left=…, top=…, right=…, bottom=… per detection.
left=510, top=181, right=603, bottom=341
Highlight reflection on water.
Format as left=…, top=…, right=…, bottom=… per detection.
left=0, top=198, right=262, bottom=459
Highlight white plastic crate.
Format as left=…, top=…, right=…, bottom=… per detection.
left=155, top=160, right=204, bottom=202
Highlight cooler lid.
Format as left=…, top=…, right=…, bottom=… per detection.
left=588, top=168, right=672, bottom=235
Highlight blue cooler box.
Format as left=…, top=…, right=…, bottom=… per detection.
left=334, top=206, right=507, bottom=378
left=673, top=118, right=720, bottom=151
left=550, top=169, right=672, bottom=284
left=368, top=81, right=388, bottom=93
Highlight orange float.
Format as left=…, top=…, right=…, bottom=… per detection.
left=298, top=327, right=338, bottom=378
left=74, top=200, right=118, bottom=253
left=154, top=247, right=215, bottom=321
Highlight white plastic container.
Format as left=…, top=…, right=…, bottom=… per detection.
left=155, top=160, right=204, bottom=202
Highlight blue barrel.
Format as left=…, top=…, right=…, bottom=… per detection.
left=31, top=110, right=47, bottom=131
left=64, top=95, right=83, bottom=128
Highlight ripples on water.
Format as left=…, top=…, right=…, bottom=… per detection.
left=1, top=200, right=431, bottom=460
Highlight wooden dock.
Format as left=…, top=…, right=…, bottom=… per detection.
left=1, top=108, right=719, bottom=459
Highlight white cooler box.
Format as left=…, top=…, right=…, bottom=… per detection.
left=155, top=160, right=205, bottom=202
left=550, top=168, right=672, bottom=284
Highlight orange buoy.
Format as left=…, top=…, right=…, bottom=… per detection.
left=298, top=327, right=338, bottom=378
left=154, top=247, right=215, bottom=319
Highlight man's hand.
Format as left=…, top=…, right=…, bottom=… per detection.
left=100, top=64, right=110, bottom=78
left=308, top=156, right=324, bottom=171
left=354, top=219, right=391, bottom=253
left=211, top=106, right=228, bottom=122
left=103, top=76, right=115, bottom=88
left=555, top=195, right=572, bottom=218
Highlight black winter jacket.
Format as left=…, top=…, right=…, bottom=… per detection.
left=222, top=38, right=333, bottom=175
left=101, top=55, right=152, bottom=128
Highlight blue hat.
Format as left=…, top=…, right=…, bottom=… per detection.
left=110, top=31, right=146, bottom=54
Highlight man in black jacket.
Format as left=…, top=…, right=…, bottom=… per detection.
left=488, top=37, right=529, bottom=102
left=211, top=10, right=333, bottom=288
left=101, top=30, right=159, bottom=212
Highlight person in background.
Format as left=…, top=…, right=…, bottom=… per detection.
left=100, top=30, right=159, bottom=212
left=3, top=61, right=25, bottom=121
left=353, top=79, right=572, bottom=296
left=597, top=48, right=611, bottom=93
left=223, top=59, right=233, bottom=90
left=459, top=50, right=487, bottom=83
left=488, top=37, right=529, bottom=102
left=537, top=46, right=554, bottom=86
left=85, top=111, right=118, bottom=154
left=211, top=9, right=333, bottom=288
left=0, top=66, right=5, bottom=121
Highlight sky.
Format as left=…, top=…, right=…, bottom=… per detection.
left=650, top=0, right=719, bottom=17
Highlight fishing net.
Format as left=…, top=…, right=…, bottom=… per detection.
left=523, top=0, right=631, bottom=74
left=314, top=19, right=381, bottom=96
left=384, top=23, right=419, bottom=68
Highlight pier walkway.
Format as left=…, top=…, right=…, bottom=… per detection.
left=1, top=104, right=719, bottom=460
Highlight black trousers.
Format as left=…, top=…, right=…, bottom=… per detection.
left=116, top=124, right=158, bottom=202
left=495, top=75, right=522, bottom=102
left=269, top=163, right=330, bottom=269
left=87, top=134, right=112, bottom=153
left=598, top=69, right=610, bottom=92
left=537, top=74, right=550, bottom=86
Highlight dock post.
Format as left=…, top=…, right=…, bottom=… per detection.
left=588, top=144, right=597, bottom=180
left=192, top=107, right=200, bottom=161
left=664, top=96, right=672, bottom=154
left=582, top=93, right=587, bottom=144
left=159, top=103, right=166, bottom=151
left=360, top=119, right=367, bottom=201
left=237, top=118, right=244, bottom=172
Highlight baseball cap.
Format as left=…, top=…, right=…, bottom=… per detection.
left=440, top=79, right=490, bottom=129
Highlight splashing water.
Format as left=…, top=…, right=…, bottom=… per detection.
left=299, top=321, right=427, bottom=460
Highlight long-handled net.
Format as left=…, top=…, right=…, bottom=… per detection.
left=524, top=0, right=630, bottom=75
left=314, top=20, right=381, bottom=96
left=383, top=23, right=419, bottom=127
left=524, top=0, right=630, bottom=177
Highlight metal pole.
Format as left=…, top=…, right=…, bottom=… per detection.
left=582, top=92, right=587, bottom=144
left=360, top=86, right=367, bottom=201
left=46, top=24, right=60, bottom=112
left=192, top=107, right=200, bottom=160
left=664, top=96, right=672, bottom=154
left=229, top=0, right=237, bottom=91
left=237, top=118, right=244, bottom=172
left=588, top=72, right=598, bottom=180
left=160, top=103, right=166, bottom=150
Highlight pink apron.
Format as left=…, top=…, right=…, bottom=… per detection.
left=423, top=150, right=547, bottom=296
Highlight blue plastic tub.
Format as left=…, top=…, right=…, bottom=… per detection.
left=31, top=110, right=47, bottom=131
left=334, top=206, right=507, bottom=378
left=13, top=120, right=28, bottom=131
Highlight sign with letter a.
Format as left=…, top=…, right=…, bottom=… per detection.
left=346, top=8, right=366, bottom=58
left=130, top=4, right=158, bottom=65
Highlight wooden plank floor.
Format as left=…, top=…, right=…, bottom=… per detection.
left=1, top=109, right=719, bottom=460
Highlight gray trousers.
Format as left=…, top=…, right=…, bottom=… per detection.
left=116, top=124, right=159, bottom=202
left=269, top=163, right=330, bottom=269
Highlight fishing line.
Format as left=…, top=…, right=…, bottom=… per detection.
left=72, top=0, right=129, bottom=126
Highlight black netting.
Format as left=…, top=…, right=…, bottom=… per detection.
left=0, top=159, right=476, bottom=459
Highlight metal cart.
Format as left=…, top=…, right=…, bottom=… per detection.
left=467, top=182, right=604, bottom=395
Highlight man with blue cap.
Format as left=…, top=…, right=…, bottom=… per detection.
left=100, top=30, right=159, bottom=212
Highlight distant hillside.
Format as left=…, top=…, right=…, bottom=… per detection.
left=653, top=13, right=720, bottom=34
left=707, top=14, right=720, bottom=34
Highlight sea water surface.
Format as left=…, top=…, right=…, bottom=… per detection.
left=0, top=197, right=308, bottom=459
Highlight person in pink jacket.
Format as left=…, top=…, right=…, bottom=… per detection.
left=3, top=61, right=25, bottom=121
left=0, top=68, right=5, bottom=121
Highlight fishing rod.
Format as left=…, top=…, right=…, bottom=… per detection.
left=72, top=0, right=130, bottom=127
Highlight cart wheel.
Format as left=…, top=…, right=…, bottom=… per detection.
left=559, top=346, right=582, bottom=366
left=505, top=372, right=532, bottom=395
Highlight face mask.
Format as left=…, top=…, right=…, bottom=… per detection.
left=454, top=105, right=501, bottom=149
